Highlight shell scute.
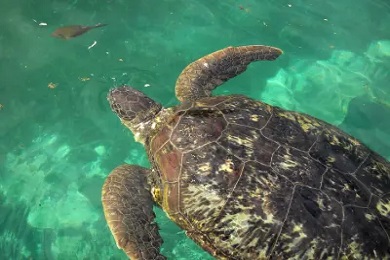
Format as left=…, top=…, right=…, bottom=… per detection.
left=271, top=146, right=326, bottom=188
left=309, top=127, right=370, bottom=174
left=217, top=126, right=279, bottom=163
left=341, top=204, right=390, bottom=258
left=271, top=185, right=343, bottom=259
left=216, top=95, right=272, bottom=129
left=170, top=107, right=227, bottom=151
left=170, top=142, right=249, bottom=234
left=262, top=108, right=322, bottom=151
left=205, top=161, right=294, bottom=258
left=155, top=142, right=182, bottom=183
left=321, top=169, right=371, bottom=207
left=355, top=154, right=390, bottom=197
left=163, top=182, right=180, bottom=214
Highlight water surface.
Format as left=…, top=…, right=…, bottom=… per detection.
left=0, top=0, right=389, bottom=259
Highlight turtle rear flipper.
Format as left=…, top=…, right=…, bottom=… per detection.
left=175, top=45, right=283, bottom=102
left=102, top=164, right=165, bottom=260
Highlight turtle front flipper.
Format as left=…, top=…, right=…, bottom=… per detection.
left=175, top=45, right=283, bottom=102
left=102, top=164, right=166, bottom=260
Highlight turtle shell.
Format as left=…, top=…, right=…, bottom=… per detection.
left=149, top=94, right=390, bottom=259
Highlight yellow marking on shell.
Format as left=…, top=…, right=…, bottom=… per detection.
left=218, top=159, right=234, bottom=173
left=292, top=224, right=307, bottom=242
left=283, top=223, right=308, bottom=255
left=232, top=211, right=251, bottom=227
left=317, top=197, right=325, bottom=209
left=263, top=211, right=275, bottom=224
left=323, top=128, right=360, bottom=152
left=376, top=199, right=390, bottom=216
left=305, top=239, right=321, bottom=259
left=329, top=134, right=341, bottom=146
left=206, top=201, right=278, bottom=258
left=227, top=135, right=254, bottom=147
left=347, top=240, right=363, bottom=259
left=365, top=213, right=375, bottom=221
left=259, top=250, right=267, bottom=259
left=221, top=210, right=259, bottom=246
left=266, top=104, right=273, bottom=114
left=278, top=112, right=321, bottom=133
left=246, top=236, right=260, bottom=248
left=250, top=114, right=259, bottom=122
left=297, top=115, right=321, bottom=132
left=199, top=162, right=212, bottom=172
left=372, top=161, right=389, bottom=175
left=280, top=154, right=298, bottom=169
left=292, top=231, right=307, bottom=244
left=259, top=176, right=276, bottom=189
left=281, top=233, right=292, bottom=240
left=182, top=183, right=227, bottom=228
left=348, top=137, right=361, bottom=146
left=209, top=197, right=273, bottom=254
left=342, top=183, right=352, bottom=192
left=372, top=162, right=381, bottom=172
left=278, top=111, right=296, bottom=121
left=327, top=156, right=336, bottom=163
left=292, top=223, right=303, bottom=233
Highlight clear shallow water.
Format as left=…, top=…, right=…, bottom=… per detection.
left=0, top=0, right=389, bottom=259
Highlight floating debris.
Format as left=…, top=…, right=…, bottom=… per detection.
left=78, top=77, right=91, bottom=82
left=33, top=19, right=48, bottom=26
left=48, top=82, right=58, bottom=89
left=238, top=5, right=251, bottom=12
left=88, top=41, right=97, bottom=49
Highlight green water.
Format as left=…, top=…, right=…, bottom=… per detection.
left=0, top=0, right=389, bottom=259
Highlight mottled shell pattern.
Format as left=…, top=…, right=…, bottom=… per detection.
left=148, top=94, right=390, bottom=259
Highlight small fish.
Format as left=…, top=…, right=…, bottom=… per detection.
left=51, top=23, right=107, bottom=39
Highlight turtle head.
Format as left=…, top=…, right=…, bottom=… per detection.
left=108, top=86, right=162, bottom=143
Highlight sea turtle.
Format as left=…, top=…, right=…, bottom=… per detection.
left=102, top=45, right=390, bottom=259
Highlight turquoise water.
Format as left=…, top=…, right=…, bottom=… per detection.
left=0, top=0, right=389, bottom=259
